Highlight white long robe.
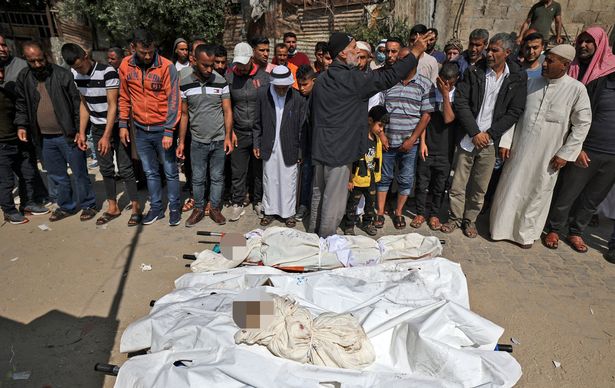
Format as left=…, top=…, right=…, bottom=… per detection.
left=489, top=75, right=592, bottom=245
left=263, top=86, right=298, bottom=219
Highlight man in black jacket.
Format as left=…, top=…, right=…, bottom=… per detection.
left=441, top=33, right=527, bottom=238
left=15, top=41, right=97, bottom=222
left=253, top=65, right=306, bottom=227
left=308, top=31, right=432, bottom=237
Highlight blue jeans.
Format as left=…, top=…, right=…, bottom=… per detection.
left=135, top=129, right=180, bottom=212
left=377, top=145, right=418, bottom=196
left=41, top=135, right=96, bottom=212
left=191, top=140, right=225, bottom=209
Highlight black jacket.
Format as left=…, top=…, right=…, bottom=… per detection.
left=225, top=65, right=270, bottom=135
left=454, top=59, right=527, bottom=146
left=586, top=71, right=615, bottom=114
left=253, top=86, right=306, bottom=166
left=14, top=64, right=81, bottom=147
left=310, top=54, right=419, bottom=167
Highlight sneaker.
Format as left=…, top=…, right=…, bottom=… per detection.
left=361, top=222, right=377, bottom=236
left=605, top=249, right=615, bottom=264
left=209, top=208, right=226, bottom=225
left=253, top=202, right=264, bottom=219
left=185, top=208, right=204, bottom=227
left=229, top=204, right=245, bottom=222
left=294, top=205, right=308, bottom=221
left=142, top=209, right=164, bottom=225
left=4, top=212, right=29, bottom=225
left=22, top=204, right=50, bottom=215
left=88, top=160, right=98, bottom=169
left=169, top=209, right=181, bottom=226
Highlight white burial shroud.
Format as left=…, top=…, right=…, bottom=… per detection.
left=116, top=256, right=522, bottom=387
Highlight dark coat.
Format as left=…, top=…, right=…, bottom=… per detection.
left=454, top=59, right=528, bottom=146
left=14, top=64, right=81, bottom=147
left=586, top=71, right=615, bottom=113
left=310, top=54, right=419, bottom=167
left=253, top=86, right=306, bottom=166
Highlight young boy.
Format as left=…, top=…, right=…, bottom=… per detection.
left=411, top=62, right=460, bottom=230
left=294, top=65, right=316, bottom=221
left=342, top=106, right=388, bottom=236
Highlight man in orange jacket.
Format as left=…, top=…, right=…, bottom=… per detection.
left=118, top=29, right=182, bottom=226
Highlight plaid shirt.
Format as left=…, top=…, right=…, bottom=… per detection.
left=382, top=74, right=435, bottom=148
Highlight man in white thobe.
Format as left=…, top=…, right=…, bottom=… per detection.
left=489, top=45, right=593, bottom=248
left=253, top=65, right=305, bottom=227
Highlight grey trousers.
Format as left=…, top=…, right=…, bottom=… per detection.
left=309, top=163, right=351, bottom=237
left=449, top=144, right=496, bottom=225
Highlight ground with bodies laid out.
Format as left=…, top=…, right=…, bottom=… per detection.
left=1, top=171, right=614, bottom=388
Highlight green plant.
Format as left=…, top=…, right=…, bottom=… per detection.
left=347, top=17, right=414, bottom=48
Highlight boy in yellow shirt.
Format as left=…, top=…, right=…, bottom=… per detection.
left=341, top=106, right=388, bottom=236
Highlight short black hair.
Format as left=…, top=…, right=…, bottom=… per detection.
left=214, top=45, right=227, bottom=57
left=410, top=24, right=428, bottom=36
left=368, top=105, right=389, bottom=124
left=296, top=64, right=316, bottom=81
left=427, top=27, right=438, bottom=37
left=275, top=43, right=287, bottom=52
left=132, top=29, right=155, bottom=47
left=314, top=41, right=328, bottom=54
left=107, top=46, right=124, bottom=58
left=195, top=44, right=216, bottom=58
left=439, top=62, right=460, bottom=80
left=523, top=32, right=545, bottom=44
left=283, top=32, right=297, bottom=40
left=61, top=43, right=86, bottom=65
left=250, top=36, right=270, bottom=47
left=386, top=37, right=403, bottom=46
left=469, top=28, right=489, bottom=44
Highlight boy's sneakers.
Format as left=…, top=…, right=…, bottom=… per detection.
left=142, top=209, right=165, bottom=225
left=21, top=204, right=50, bottom=215
left=294, top=205, right=309, bottom=221
left=169, top=209, right=181, bottom=226
left=229, top=204, right=245, bottom=222
left=253, top=202, right=264, bottom=219
left=4, top=212, right=29, bottom=225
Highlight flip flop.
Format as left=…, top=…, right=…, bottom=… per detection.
left=127, top=213, right=143, bottom=227
left=80, top=208, right=98, bottom=222
left=567, top=235, right=588, bottom=253
left=393, top=214, right=406, bottom=230
left=543, top=231, right=559, bottom=249
left=96, top=212, right=121, bottom=225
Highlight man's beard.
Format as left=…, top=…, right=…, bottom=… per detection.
left=30, top=64, right=51, bottom=81
left=134, top=54, right=153, bottom=69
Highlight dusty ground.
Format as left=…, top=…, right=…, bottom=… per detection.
left=1, top=171, right=615, bottom=388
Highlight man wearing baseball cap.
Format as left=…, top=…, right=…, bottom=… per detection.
left=225, top=42, right=270, bottom=221
left=308, top=30, right=432, bottom=237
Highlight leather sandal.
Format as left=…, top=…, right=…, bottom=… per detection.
left=440, top=221, right=458, bottom=234
left=285, top=217, right=297, bottom=228
left=260, top=215, right=274, bottom=226
left=567, top=235, right=588, bottom=253
left=543, top=231, right=559, bottom=249
left=393, top=214, right=406, bottom=230
left=410, top=215, right=425, bottom=229
left=182, top=198, right=195, bottom=213
left=462, top=222, right=478, bottom=238
left=96, top=212, right=121, bottom=225
left=428, top=216, right=442, bottom=231
left=80, top=208, right=98, bottom=222
left=374, top=215, right=385, bottom=229
left=127, top=213, right=143, bottom=227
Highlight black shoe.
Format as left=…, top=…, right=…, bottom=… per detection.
left=604, top=249, right=615, bottom=264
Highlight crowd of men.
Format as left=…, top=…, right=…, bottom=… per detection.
left=1, top=3, right=615, bottom=262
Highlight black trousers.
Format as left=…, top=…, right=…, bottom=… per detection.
left=230, top=131, right=262, bottom=205
left=548, top=149, right=615, bottom=236
left=342, top=179, right=376, bottom=229
left=415, top=154, right=450, bottom=217
left=91, top=125, right=139, bottom=202
left=0, top=140, right=42, bottom=213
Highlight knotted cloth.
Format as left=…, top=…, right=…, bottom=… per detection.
left=234, top=296, right=375, bottom=369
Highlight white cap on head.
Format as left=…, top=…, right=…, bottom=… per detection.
left=548, top=44, right=576, bottom=62
left=270, top=65, right=294, bottom=86
left=356, top=41, right=371, bottom=53
left=233, top=42, right=253, bottom=65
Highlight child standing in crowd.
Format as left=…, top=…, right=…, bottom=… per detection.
left=342, top=106, right=388, bottom=236
left=412, top=63, right=460, bottom=230
left=294, top=64, right=316, bottom=221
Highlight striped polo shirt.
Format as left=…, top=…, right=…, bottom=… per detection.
left=383, top=73, right=436, bottom=148
left=72, top=62, right=120, bottom=125
left=180, top=70, right=230, bottom=144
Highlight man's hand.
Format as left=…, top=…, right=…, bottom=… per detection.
left=472, top=132, right=490, bottom=149
left=420, top=142, right=429, bottom=161
left=162, top=136, right=173, bottom=150
left=119, top=127, right=130, bottom=147
left=550, top=155, right=567, bottom=171
left=253, top=148, right=260, bottom=159
left=399, top=137, right=415, bottom=153
left=347, top=181, right=354, bottom=191
left=75, top=133, right=88, bottom=151
left=410, top=31, right=435, bottom=59
left=575, top=150, right=590, bottom=168
left=17, top=129, right=27, bottom=142
left=436, top=76, right=450, bottom=96
left=97, top=136, right=111, bottom=157
left=224, top=136, right=234, bottom=155
left=499, top=147, right=510, bottom=160
left=232, top=131, right=238, bottom=147
left=176, top=142, right=185, bottom=159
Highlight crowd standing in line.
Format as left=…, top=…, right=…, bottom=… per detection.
left=1, top=2, right=615, bottom=262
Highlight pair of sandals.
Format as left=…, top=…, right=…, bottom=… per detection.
left=373, top=214, right=406, bottom=230
left=96, top=212, right=143, bottom=226
left=543, top=232, right=588, bottom=253
left=49, top=208, right=97, bottom=222
left=440, top=221, right=478, bottom=238
left=409, top=215, right=442, bottom=231
left=261, top=215, right=296, bottom=228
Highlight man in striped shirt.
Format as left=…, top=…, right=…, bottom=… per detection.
left=376, top=52, right=436, bottom=230
left=61, top=43, right=141, bottom=226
